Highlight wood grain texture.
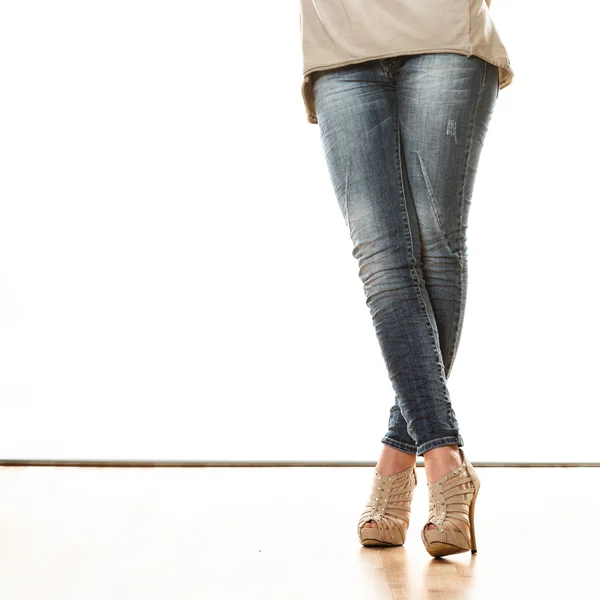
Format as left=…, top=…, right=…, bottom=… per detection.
left=0, top=466, right=597, bottom=599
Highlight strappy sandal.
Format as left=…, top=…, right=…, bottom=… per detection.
left=357, top=463, right=417, bottom=546
left=421, top=447, right=481, bottom=558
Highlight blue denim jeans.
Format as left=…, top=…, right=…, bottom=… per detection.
left=312, top=53, right=498, bottom=457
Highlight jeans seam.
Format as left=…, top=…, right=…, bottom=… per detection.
left=393, top=101, right=448, bottom=397
left=445, top=257, right=465, bottom=380
left=446, top=61, right=488, bottom=377
left=457, top=60, right=487, bottom=261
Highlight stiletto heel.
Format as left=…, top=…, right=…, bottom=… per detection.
left=421, top=447, right=480, bottom=558
left=469, top=487, right=478, bottom=553
left=357, top=463, right=418, bottom=546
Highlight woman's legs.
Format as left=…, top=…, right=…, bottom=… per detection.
left=313, top=53, right=497, bottom=522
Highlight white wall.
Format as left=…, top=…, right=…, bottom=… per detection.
left=0, top=1, right=596, bottom=462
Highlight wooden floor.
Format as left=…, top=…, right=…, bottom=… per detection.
left=0, top=465, right=597, bottom=599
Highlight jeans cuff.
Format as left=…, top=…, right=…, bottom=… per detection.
left=381, top=436, right=418, bottom=455
left=416, top=435, right=464, bottom=457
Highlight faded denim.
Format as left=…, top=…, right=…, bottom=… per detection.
left=312, top=53, right=498, bottom=457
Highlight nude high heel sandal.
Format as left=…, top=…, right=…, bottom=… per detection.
left=421, top=447, right=481, bottom=558
left=357, top=463, right=418, bottom=546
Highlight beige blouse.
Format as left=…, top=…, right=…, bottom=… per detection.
left=299, top=0, right=514, bottom=124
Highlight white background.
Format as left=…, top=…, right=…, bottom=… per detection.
left=0, top=1, right=597, bottom=462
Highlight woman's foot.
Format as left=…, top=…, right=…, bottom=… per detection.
left=362, top=444, right=416, bottom=529
left=423, top=444, right=463, bottom=531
